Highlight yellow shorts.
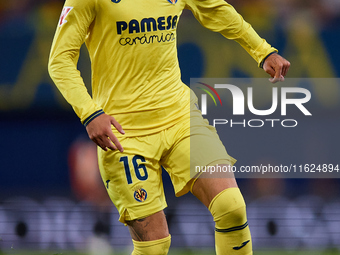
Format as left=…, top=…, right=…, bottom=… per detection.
left=98, top=98, right=236, bottom=224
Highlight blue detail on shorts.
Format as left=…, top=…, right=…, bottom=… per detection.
left=132, top=155, right=148, bottom=181
left=111, top=0, right=121, bottom=3
left=106, top=180, right=111, bottom=189
left=120, top=155, right=148, bottom=185
left=120, top=156, right=133, bottom=184
left=134, top=188, right=147, bottom=202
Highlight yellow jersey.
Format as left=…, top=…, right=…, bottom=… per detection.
left=48, top=0, right=277, bottom=136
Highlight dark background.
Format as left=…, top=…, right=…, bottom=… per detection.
left=0, top=0, right=340, bottom=253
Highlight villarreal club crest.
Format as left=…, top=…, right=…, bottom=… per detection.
left=167, top=0, right=178, bottom=4
left=134, top=187, right=148, bottom=202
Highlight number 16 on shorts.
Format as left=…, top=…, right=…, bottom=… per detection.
left=119, top=155, right=149, bottom=184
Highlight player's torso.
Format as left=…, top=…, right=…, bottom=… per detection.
left=87, top=0, right=185, bottom=70
left=85, top=0, right=190, bottom=135
left=86, top=0, right=186, bottom=100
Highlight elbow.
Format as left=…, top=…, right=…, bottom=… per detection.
left=48, top=57, right=56, bottom=80
left=48, top=55, right=62, bottom=82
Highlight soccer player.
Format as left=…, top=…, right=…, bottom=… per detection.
left=48, top=0, right=290, bottom=254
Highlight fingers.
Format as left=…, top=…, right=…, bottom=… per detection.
left=282, top=59, right=291, bottom=77
left=269, top=75, right=284, bottom=84
left=264, top=65, right=276, bottom=78
left=264, top=66, right=282, bottom=84
left=110, top=117, right=125, bottom=135
left=96, top=126, right=123, bottom=152
left=85, top=113, right=124, bottom=152
left=89, top=129, right=123, bottom=152
left=274, top=63, right=283, bottom=80
left=263, top=53, right=291, bottom=84
left=105, top=117, right=125, bottom=152
left=96, top=136, right=115, bottom=152
left=107, top=132, right=124, bottom=152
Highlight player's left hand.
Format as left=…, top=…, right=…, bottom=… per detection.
left=263, top=53, right=290, bottom=83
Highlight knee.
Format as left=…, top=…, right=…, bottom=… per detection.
left=132, top=235, right=171, bottom=255
left=209, top=188, right=247, bottom=229
left=209, top=188, right=252, bottom=254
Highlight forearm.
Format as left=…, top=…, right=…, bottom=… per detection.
left=48, top=50, right=102, bottom=124
left=186, top=0, right=277, bottom=65
left=227, top=21, right=278, bottom=66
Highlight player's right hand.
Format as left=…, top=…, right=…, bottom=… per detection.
left=85, top=113, right=125, bottom=152
left=263, top=53, right=291, bottom=83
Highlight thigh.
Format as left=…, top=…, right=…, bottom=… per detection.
left=189, top=110, right=237, bottom=172
left=161, top=110, right=236, bottom=197
left=97, top=135, right=167, bottom=224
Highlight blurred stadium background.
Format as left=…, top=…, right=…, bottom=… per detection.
left=1, top=0, right=340, bottom=254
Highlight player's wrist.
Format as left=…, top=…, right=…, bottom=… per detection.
left=82, top=109, right=105, bottom=127
left=259, top=51, right=278, bottom=69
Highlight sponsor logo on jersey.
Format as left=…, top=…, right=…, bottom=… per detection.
left=134, top=188, right=147, bottom=202
left=117, top=15, right=178, bottom=46
left=167, top=0, right=178, bottom=4
left=116, top=15, right=178, bottom=35
left=58, top=6, right=73, bottom=27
